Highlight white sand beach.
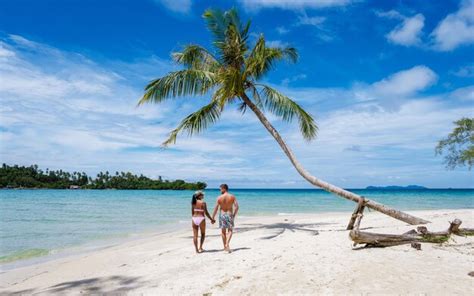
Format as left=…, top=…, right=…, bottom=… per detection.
left=1, top=209, right=473, bottom=295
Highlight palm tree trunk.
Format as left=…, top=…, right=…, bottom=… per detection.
left=240, top=93, right=429, bottom=225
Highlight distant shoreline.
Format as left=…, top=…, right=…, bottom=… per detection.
left=0, top=187, right=196, bottom=190
left=0, top=164, right=207, bottom=190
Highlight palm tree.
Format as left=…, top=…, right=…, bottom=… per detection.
left=138, top=9, right=428, bottom=225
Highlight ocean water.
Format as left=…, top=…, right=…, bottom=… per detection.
left=1, top=188, right=473, bottom=264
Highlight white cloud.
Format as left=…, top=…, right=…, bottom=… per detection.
left=266, top=40, right=290, bottom=47
left=282, top=74, right=307, bottom=86
left=375, top=10, right=404, bottom=20
left=299, top=101, right=460, bottom=160
left=0, top=43, right=15, bottom=57
left=267, top=67, right=438, bottom=111
left=370, top=65, right=438, bottom=97
left=293, top=14, right=333, bottom=41
left=155, top=0, right=192, bottom=14
left=386, top=13, right=425, bottom=46
left=449, top=85, right=474, bottom=101
left=431, top=0, right=474, bottom=51
left=238, top=0, right=353, bottom=11
left=0, top=35, right=175, bottom=118
left=297, top=15, right=326, bottom=27
left=276, top=26, right=289, bottom=34
left=452, top=64, right=474, bottom=77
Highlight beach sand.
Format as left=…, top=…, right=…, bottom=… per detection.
left=1, top=209, right=473, bottom=295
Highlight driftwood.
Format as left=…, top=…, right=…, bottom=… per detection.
left=349, top=216, right=473, bottom=248
left=346, top=197, right=366, bottom=230
left=434, top=218, right=473, bottom=235
left=454, top=227, right=474, bottom=236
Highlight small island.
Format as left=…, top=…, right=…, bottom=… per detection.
left=0, top=164, right=206, bottom=190
left=365, top=185, right=428, bottom=190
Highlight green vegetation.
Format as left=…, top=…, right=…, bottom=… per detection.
left=420, top=234, right=450, bottom=244
left=0, top=164, right=206, bottom=190
left=0, top=248, right=50, bottom=263
left=436, top=117, right=474, bottom=170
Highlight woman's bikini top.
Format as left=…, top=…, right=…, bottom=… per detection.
left=194, top=202, right=205, bottom=213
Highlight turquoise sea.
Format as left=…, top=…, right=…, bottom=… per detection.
left=1, top=189, right=473, bottom=265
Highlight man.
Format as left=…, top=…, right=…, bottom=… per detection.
left=212, top=184, right=239, bottom=253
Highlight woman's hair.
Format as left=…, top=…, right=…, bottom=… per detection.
left=191, top=191, right=204, bottom=205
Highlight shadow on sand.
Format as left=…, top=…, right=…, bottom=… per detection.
left=3, top=275, right=147, bottom=295
left=201, top=247, right=251, bottom=253
left=237, top=222, right=333, bottom=239
left=185, top=222, right=334, bottom=241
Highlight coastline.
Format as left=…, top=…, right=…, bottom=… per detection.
left=1, top=208, right=473, bottom=295
left=0, top=218, right=190, bottom=271
left=4, top=188, right=471, bottom=270
left=0, top=211, right=351, bottom=269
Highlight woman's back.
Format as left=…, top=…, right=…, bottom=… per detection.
left=193, top=200, right=205, bottom=216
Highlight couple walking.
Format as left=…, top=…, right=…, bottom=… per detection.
left=191, top=184, right=239, bottom=253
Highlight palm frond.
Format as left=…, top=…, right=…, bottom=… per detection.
left=162, top=101, right=222, bottom=146
left=259, top=84, right=317, bottom=141
left=203, top=8, right=248, bottom=67
left=218, top=66, right=245, bottom=98
left=220, top=24, right=247, bottom=67
left=211, top=86, right=236, bottom=110
left=138, top=70, right=216, bottom=105
left=245, top=36, right=298, bottom=80
left=203, top=8, right=250, bottom=43
left=203, top=8, right=230, bottom=43
left=172, top=44, right=219, bottom=71
left=237, top=101, right=247, bottom=113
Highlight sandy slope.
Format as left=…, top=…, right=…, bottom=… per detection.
left=1, top=209, right=473, bottom=295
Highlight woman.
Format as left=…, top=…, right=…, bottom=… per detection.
left=191, top=191, right=214, bottom=253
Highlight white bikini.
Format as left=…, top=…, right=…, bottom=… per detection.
left=192, top=208, right=205, bottom=225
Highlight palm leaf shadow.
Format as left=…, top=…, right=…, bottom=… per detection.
left=237, top=222, right=335, bottom=240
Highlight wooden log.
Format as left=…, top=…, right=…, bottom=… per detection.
left=350, top=218, right=466, bottom=248
left=448, top=219, right=462, bottom=233
left=445, top=218, right=474, bottom=236
left=346, top=197, right=366, bottom=230
left=362, top=198, right=430, bottom=225
left=350, top=214, right=364, bottom=247
left=454, top=228, right=474, bottom=236
left=353, top=213, right=363, bottom=231
left=350, top=230, right=416, bottom=247
left=417, top=226, right=428, bottom=234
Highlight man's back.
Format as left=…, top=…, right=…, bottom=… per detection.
left=217, top=193, right=235, bottom=212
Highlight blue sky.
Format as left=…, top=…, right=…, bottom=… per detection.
left=0, top=0, right=473, bottom=188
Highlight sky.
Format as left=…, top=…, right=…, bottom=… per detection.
left=0, top=0, right=473, bottom=188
